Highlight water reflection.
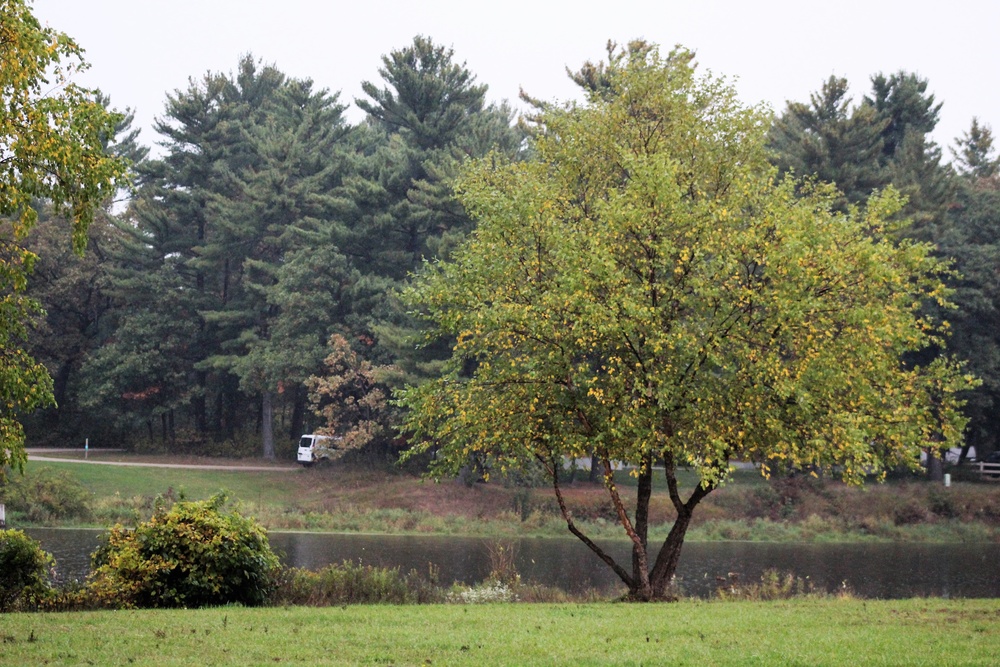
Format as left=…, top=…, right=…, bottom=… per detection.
left=24, top=527, right=1000, bottom=599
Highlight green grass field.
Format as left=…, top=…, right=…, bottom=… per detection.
left=27, top=458, right=298, bottom=505
left=1, top=598, right=998, bottom=666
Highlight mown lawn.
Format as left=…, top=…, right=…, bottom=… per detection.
left=1, top=598, right=998, bottom=666
left=25, top=458, right=298, bottom=504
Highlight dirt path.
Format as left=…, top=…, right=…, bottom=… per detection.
left=26, top=449, right=299, bottom=472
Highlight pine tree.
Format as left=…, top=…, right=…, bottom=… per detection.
left=952, top=118, right=1000, bottom=179
left=768, top=76, right=886, bottom=210
left=862, top=72, right=954, bottom=240
left=350, top=36, right=523, bottom=279
left=866, top=72, right=942, bottom=164
left=89, top=57, right=356, bottom=456
left=937, top=121, right=1000, bottom=459
left=203, top=75, right=353, bottom=457
left=769, top=71, right=954, bottom=228
left=342, top=37, right=523, bottom=387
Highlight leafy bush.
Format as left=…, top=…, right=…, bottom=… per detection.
left=0, top=529, right=54, bottom=611
left=0, top=466, right=91, bottom=522
left=88, top=494, right=279, bottom=608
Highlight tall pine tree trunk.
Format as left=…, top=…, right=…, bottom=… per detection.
left=289, top=386, right=305, bottom=440
left=261, top=390, right=275, bottom=460
left=194, top=370, right=208, bottom=434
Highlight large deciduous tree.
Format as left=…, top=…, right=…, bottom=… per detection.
left=400, top=44, right=973, bottom=601
left=0, top=0, right=127, bottom=469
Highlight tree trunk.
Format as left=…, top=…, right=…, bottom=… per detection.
left=648, top=512, right=693, bottom=596
left=223, top=375, right=238, bottom=440
left=261, top=390, right=276, bottom=460
left=52, top=360, right=74, bottom=415
left=958, top=442, right=972, bottom=465
left=646, top=458, right=715, bottom=599
left=632, top=455, right=652, bottom=586
left=926, top=448, right=944, bottom=482
left=548, top=457, right=636, bottom=591
left=289, top=386, right=305, bottom=441
left=600, top=457, right=652, bottom=600
left=212, top=383, right=224, bottom=436
left=588, top=450, right=600, bottom=483
left=194, top=370, right=208, bottom=434
left=548, top=450, right=715, bottom=602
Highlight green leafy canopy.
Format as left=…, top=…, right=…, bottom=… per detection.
left=403, top=46, right=972, bottom=486
left=1, top=0, right=129, bottom=469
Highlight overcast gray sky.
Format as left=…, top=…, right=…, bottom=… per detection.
left=34, top=1, right=999, bottom=160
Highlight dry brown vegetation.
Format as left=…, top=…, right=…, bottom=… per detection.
left=14, top=455, right=1000, bottom=541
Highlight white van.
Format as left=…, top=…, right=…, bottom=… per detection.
left=296, top=434, right=340, bottom=466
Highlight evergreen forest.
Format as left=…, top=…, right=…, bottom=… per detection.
left=16, top=37, right=1000, bottom=465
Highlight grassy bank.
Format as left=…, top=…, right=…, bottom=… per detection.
left=1, top=598, right=998, bottom=666
left=5, top=455, right=1000, bottom=543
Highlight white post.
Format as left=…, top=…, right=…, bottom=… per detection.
left=85, top=437, right=89, bottom=459
left=0, top=503, right=6, bottom=528
left=944, top=473, right=951, bottom=488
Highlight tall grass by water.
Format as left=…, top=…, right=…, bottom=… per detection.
left=6, top=458, right=1000, bottom=543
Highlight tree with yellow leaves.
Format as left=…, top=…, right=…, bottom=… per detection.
left=400, top=43, right=975, bottom=601
left=1, top=0, right=128, bottom=470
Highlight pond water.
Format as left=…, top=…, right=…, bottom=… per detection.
left=24, top=527, right=1000, bottom=599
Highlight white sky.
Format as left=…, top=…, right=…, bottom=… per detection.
left=33, top=0, right=999, bottom=161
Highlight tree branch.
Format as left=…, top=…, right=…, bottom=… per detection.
left=545, top=453, right=635, bottom=589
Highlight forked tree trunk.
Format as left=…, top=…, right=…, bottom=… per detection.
left=547, top=451, right=715, bottom=601
left=646, top=458, right=714, bottom=598
left=632, top=454, right=653, bottom=587
left=648, top=507, right=695, bottom=596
